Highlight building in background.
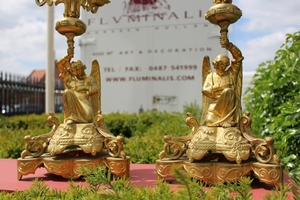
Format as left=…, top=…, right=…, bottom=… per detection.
left=1, top=1, right=255, bottom=116
left=80, top=0, right=226, bottom=113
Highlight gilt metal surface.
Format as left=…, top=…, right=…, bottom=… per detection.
left=18, top=150, right=130, bottom=180
left=18, top=0, right=129, bottom=180
left=156, top=0, right=283, bottom=188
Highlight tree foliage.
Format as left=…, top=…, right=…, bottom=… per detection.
left=244, top=31, right=300, bottom=180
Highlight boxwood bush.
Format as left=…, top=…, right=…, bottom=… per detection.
left=0, top=113, right=62, bottom=158
left=244, top=31, right=300, bottom=181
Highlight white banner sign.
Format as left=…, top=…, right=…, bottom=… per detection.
left=80, top=0, right=224, bottom=113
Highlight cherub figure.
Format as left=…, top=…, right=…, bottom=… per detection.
left=57, top=54, right=101, bottom=124
left=201, top=33, right=243, bottom=128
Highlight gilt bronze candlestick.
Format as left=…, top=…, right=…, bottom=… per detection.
left=156, top=0, right=283, bottom=188
left=17, top=0, right=130, bottom=180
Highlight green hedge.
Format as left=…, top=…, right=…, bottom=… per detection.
left=0, top=113, right=61, bottom=158
left=244, top=31, right=300, bottom=181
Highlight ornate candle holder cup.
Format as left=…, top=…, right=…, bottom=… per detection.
left=205, top=0, right=242, bottom=47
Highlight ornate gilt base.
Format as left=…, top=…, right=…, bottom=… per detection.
left=186, top=126, right=251, bottom=164
left=17, top=149, right=130, bottom=180
left=156, top=157, right=187, bottom=179
left=156, top=156, right=283, bottom=188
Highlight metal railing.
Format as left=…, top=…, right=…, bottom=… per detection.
left=0, top=71, right=63, bottom=116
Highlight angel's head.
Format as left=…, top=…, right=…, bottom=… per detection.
left=71, top=60, right=86, bottom=78
left=213, top=54, right=229, bottom=72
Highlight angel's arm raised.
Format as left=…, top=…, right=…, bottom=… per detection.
left=56, top=54, right=72, bottom=81
left=220, top=29, right=243, bottom=72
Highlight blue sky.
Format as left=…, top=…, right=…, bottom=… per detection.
left=0, top=0, right=299, bottom=75
left=234, top=0, right=300, bottom=71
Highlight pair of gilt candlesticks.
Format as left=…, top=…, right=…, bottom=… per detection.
left=17, top=0, right=283, bottom=188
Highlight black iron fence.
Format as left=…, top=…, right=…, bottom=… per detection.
left=0, top=72, right=63, bottom=116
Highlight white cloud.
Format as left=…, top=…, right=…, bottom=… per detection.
left=241, top=30, right=295, bottom=71
left=236, top=0, right=300, bottom=33
left=0, top=0, right=79, bottom=75
left=234, top=0, right=300, bottom=71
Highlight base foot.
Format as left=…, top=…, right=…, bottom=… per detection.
left=156, top=157, right=283, bottom=188
left=17, top=149, right=130, bottom=180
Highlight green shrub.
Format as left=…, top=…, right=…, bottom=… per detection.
left=124, top=111, right=191, bottom=163
left=0, top=113, right=63, bottom=130
left=102, top=112, right=137, bottom=137
left=244, top=31, right=300, bottom=180
left=292, top=177, right=300, bottom=199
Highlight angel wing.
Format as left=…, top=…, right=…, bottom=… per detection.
left=200, top=56, right=212, bottom=125
left=90, top=59, right=101, bottom=116
left=235, top=64, right=243, bottom=123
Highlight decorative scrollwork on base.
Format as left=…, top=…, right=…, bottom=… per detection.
left=239, top=112, right=280, bottom=165
left=21, top=112, right=60, bottom=158
left=104, top=136, right=126, bottom=159
left=18, top=151, right=130, bottom=180
left=159, top=113, right=200, bottom=160
left=156, top=158, right=283, bottom=188
left=95, top=110, right=127, bottom=159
